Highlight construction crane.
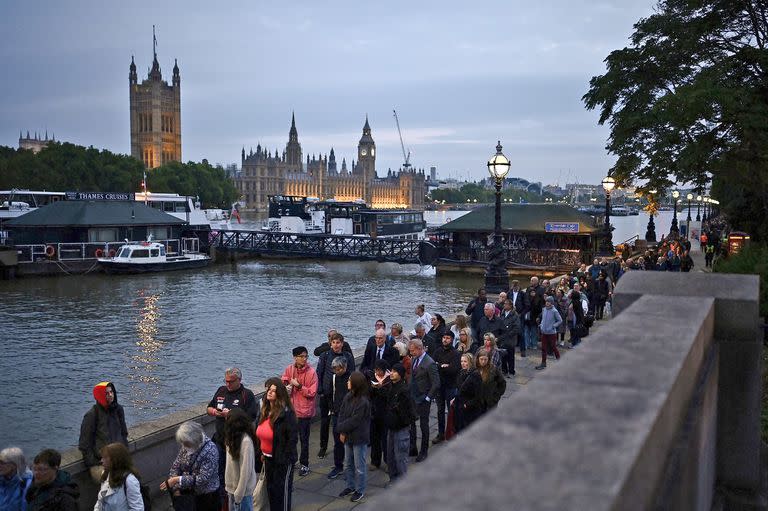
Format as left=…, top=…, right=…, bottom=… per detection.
left=392, top=109, right=411, bottom=170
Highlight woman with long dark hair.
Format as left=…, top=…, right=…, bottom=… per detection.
left=423, top=314, right=447, bottom=355
left=223, top=409, right=257, bottom=511
left=335, top=371, right=371, bottom=503
left=94, top=443, right=144, bottom=511
left=569, top=290, right=587, bottom=348
left=255, top=377, right=298, bottom=511
left=475, top=349, right=506, bottom=414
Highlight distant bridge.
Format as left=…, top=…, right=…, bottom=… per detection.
left=206, top=229, right=439, bottom=265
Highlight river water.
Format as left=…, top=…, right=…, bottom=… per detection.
left=0, top=208, right=679, bottom=457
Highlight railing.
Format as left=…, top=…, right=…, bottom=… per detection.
left=436, top=246, right=589, bottom=269
left=209, top=229, right=425, bottom=264
left=13, top=238, right=201, bottom=263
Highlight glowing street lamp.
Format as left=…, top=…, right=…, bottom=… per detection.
left=599, top=175, right=615, bottom=255
left=484, top=141, right=511, bottom=293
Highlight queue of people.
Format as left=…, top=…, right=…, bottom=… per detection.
left=3, top=264, right=632, bottom=511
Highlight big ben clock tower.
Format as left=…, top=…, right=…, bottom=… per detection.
left=357, top=115, right=376, bottom=204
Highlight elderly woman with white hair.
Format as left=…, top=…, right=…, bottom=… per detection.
left=160, top=421, right=220, bottom=511
left=0, top=447, right=33, bottom=511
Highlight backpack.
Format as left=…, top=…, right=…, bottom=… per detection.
left=123, top=475, right=152, bottom=511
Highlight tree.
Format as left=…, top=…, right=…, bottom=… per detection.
left=583, top=0, right=768, bottom=240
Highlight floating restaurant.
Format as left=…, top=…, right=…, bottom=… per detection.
left=3, top=192, right=195, bottom=276
left=431, top=203, right=601, bottom=276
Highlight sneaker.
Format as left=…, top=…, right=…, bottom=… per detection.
left=520, top=351, right=527, bottom=358
left=535, top=364, right=546, bottom=370
left=317, top=448, right=327, bottom=459
left=299, top=465, right=310, bottom=477
left=327, top=467, right=343, bottom=479
left=432, top=434, right=444, bottom=445
left=338, top=487, right=355, bottom=497
left=350, top=492, right=365, bottom=503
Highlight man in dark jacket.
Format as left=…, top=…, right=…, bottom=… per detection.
left=408, top=339, right=440, bottom=462
left=313, top=328, right=353, bottom=357
left=26, top=449, right=79, bottom=511
left=360, top=329, right=399, bottom=375
left=316, top=333, right=356, bottom=460
left=464, top=287, right=488, bottom=333
left=498, top=298, right=521, bottom=375
left=431, top=331, right=461, bottom=444
left=325, top=357, right=351, bottom=480
left=386, top=363, right=416, bottom=483
left=475, top=303, right=504, bottom=351
left=78, top=381, right=128, bottom=483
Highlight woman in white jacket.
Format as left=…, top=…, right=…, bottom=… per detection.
left=93, top=443, right=144, bottom=511
left=223, top=409, right=257, bottom=511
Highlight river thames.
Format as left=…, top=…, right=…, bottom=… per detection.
left=0, top=209, right=680, bottom=456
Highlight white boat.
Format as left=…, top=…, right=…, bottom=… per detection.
left=134, top=192, right=213, bottom=229
left=97, top=240, right=210, bottom=274
left=0, top=190, right=65, bottom=221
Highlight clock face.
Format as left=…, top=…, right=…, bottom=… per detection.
left=361, top=149, right=368, bottom=156
left=371, top=148, right=375, bottom=156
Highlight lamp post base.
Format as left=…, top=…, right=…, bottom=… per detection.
left=669, top=216, right=679, bottom=238
left=645, top=215, right=657, bottom=243
left=484, top=242, right=509, bottom=293
left=598, top=226, right=614, bottom=256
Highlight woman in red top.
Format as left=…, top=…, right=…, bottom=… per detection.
left=255, top=378, right=298, bottom=511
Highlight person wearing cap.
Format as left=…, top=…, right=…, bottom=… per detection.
left=78, top=382, right=128, bottom=483
left=385, top=363, right=416, bottom=483
left=536, top=296, right=563, bottom=370
left=281, top=346, right=318, bottom=477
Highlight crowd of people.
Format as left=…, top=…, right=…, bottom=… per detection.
left=2, top=261, right=632, bottom=511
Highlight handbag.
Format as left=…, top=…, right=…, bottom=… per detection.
left=169, top=440, right=210, bottom=511
left=445, top=403, right=456, bottom=440
left=252, top=464, right=268, bottom=511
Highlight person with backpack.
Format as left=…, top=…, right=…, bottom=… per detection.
left=78, top=382, right=129, bottom=483
left=93, top=443, right=144, bottom=511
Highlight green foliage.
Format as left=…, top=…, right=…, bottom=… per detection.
left=430, top=183, right=552, bottom=204
left=583, top=0, right=768, bottom=241
left=0, top=143, right=238, bottom=208
left=149, top=160, right=238, bottom=208
left=714, top=244, right=768, bottom=318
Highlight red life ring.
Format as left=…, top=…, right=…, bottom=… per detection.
left=95, top=248, right=104, bottom=258
left=108, top=249, right=116, bottom=257
left=45, top=245, right=55, bottom=257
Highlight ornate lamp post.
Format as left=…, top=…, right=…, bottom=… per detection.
left=484, top=141, right=511, bottom=293
left=670, top=190, right=680, bottom=236
left=645, top=188, right=658, bottom=242
left=686, top=193, right=693, bottom=222
left=696, top=194, right=702, bottom=221
left=599, top=175, right=615, bottom=255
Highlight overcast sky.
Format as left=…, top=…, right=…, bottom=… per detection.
left=0, top=1, right=655, bottom=185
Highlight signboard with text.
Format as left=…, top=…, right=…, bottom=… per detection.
left=65, top=191, right=135, bottom=201
left=544, top=222, right=579, bottom=233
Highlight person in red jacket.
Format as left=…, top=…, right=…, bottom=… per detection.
left=281, top=346, right=318, bottom=477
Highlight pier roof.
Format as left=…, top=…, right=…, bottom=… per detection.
left=440, top=203, right=598, bottom=234
left=5, top=200, right=186, bottom=227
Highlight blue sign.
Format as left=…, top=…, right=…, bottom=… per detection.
left=545, top=222, right=579, bottom=233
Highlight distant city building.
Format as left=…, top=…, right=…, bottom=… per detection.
left=542, top=184, right=567, bottom=197
left=430, top=166, right=437, bottom=182
left=435, top=178, right=466, bottom=190
left=129, top=28, right=181, bottom=169
left=234, top=114, right=426, bottom=211
left=18, top=130, right=55, bottom=153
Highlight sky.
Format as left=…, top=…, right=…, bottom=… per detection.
left=0, top=1, right=656, bottom=186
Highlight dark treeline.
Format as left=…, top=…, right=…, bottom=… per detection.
left=0, top=143, right=239, bottom=208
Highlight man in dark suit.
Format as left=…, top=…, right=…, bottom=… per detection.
left=408, top=338, right=440, bottom=462
left=360, top=329, right=400, bottom=375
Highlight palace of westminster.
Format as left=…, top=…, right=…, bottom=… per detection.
left=127, top=32, right=426, bottom=212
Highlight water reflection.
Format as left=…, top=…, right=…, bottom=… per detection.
left=128, top=290, right=163, bottom=409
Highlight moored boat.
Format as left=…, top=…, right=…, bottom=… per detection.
left=97, top=241, right=210, bottom=274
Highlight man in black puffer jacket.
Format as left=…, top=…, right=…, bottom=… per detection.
left=431, top=332, right=460, bottom=445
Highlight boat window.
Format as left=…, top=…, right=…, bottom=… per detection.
left=164, top=202, right=176, bottom=212
left=88, top=228, right=119, bottom=242
left=118, top=247, right=130, bottom=257
left=150, top=249, right=160, bottom=257
left=149, top=227, right=169, bottom=240
left=160, top=246, right=166, bottom=256
left=130, top=249, right=149, bottom=258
